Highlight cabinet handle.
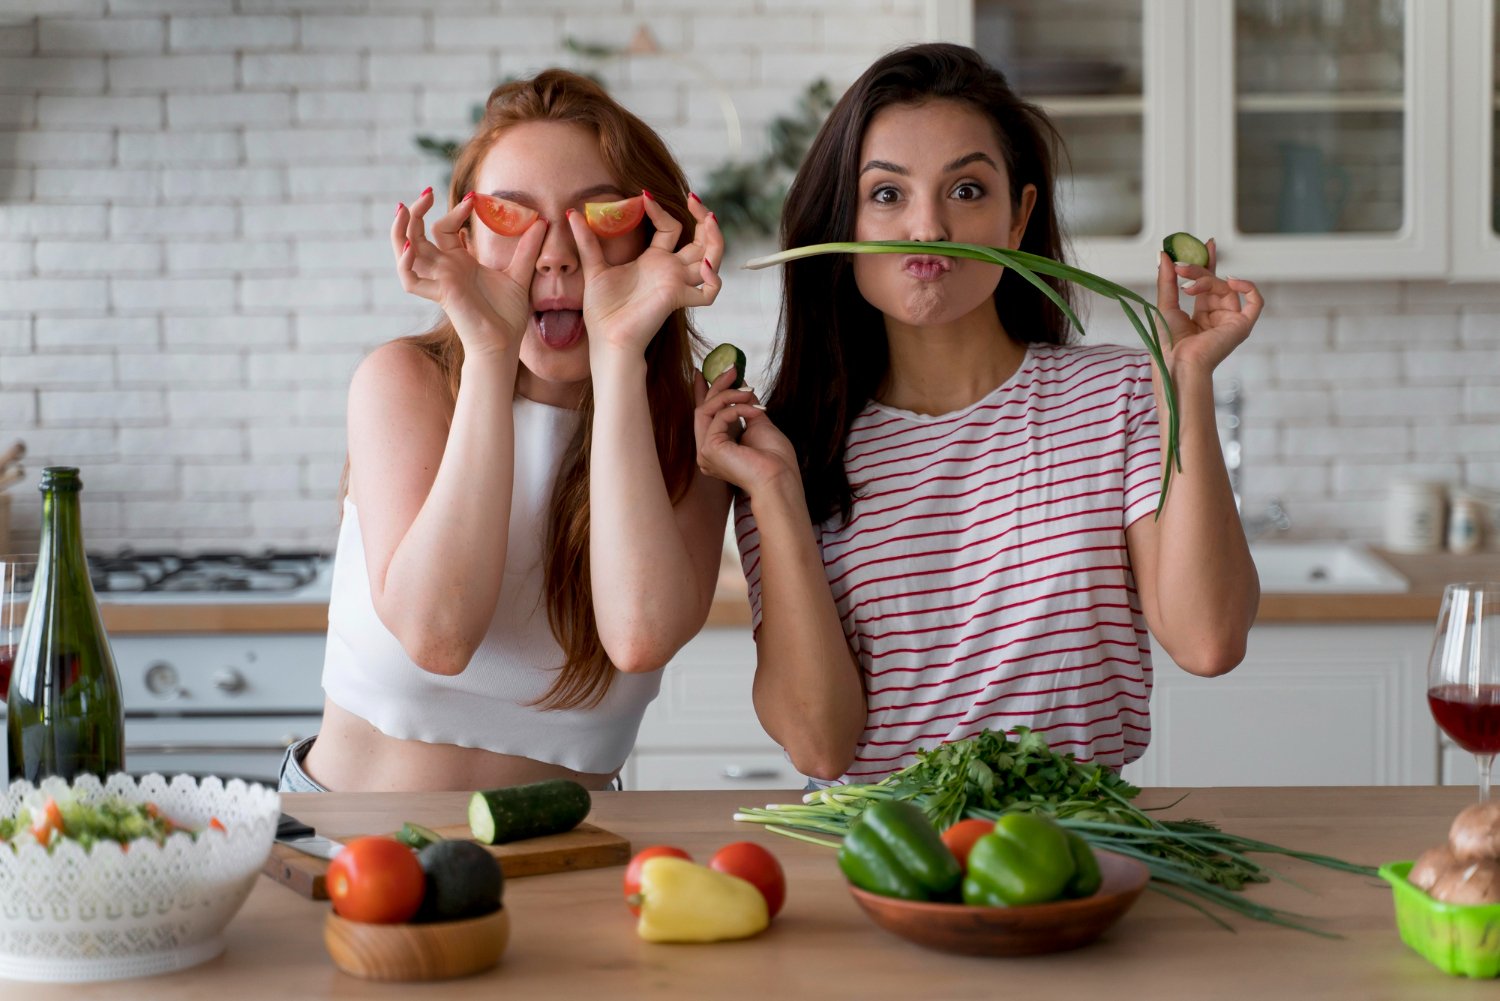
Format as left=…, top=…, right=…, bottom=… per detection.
left=721, top=765, right=780, bottom=780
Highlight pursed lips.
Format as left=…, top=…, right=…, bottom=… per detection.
left=902, top=254, right=953, bottom=281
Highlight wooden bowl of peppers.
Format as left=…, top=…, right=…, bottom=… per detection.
left=839, top=801, right=1149, bottom=957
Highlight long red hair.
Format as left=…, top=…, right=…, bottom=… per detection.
left=364, top=70, right=700, bottom=709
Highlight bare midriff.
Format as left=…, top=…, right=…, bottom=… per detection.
left=300, top=699, right=619, bottom=792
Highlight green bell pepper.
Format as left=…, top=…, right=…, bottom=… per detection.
left=961, top=812, right=1077, bottom=907
left=1065, top=830, right=1103, bottom=897
left=837, top=800, right=962, bottom=901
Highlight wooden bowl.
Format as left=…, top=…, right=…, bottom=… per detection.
left=847, top=850, right=1149, bottom=957
left=323, top=908, right=509, bottom=981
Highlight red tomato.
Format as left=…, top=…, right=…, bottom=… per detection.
left=471, top=193, right=539, bottom=237
left=624, top=845, right=691, bottom=914
left=326, top=836, right=425, bottom=924
left=940, top=819, right=996, bottom=873
left=584, top=196, right=645, bottom=238
left=709, top=841, right=786, bottom=919
left=208, top=817, right=226, bottom=833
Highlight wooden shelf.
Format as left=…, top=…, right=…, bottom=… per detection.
left=1237, top=91, right=1405, bottom=113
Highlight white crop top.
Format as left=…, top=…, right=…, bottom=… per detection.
left=320, top=396, right=662, bottom=775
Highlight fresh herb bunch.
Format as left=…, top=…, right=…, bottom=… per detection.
left=745, top=240, right=1184, bottom=516
left=734, top=727, right=1376, bottom=936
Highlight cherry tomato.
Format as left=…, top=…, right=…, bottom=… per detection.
left=623, top=845, right=691, bottom=914
left=471, top=193, right=540, bottom=237
left=583, top=195, right=645, bottom=238
left=326, top=836, right=426, bottom=924
left=708, top=841, right=786, bottom=918
left=940, top=818, right=996, bottom=873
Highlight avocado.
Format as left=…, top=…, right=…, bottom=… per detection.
left=413, top=839, right=503, bottom=923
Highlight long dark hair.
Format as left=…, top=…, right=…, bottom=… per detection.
left=349, top=70, right=700, bottom=710
left=769, top=43, right=1075, bottom=526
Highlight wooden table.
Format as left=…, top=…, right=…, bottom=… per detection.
left=15, top=786, right=1499, bottom=999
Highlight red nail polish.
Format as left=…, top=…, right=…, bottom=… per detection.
left=642, top=189, right=652, bottom=200
left=395, top=203, right=403, bottom=217
left=402, top=239, right=410, bottom=252
left=421, top=186, right=432, bottom=197
left=462, top=191, right=475, bottom=201
left=689, top=192, right=701, bottom=203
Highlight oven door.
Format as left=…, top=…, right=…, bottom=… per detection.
left=125, top=716, right=320, bottom=787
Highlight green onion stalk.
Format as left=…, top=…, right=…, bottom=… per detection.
left=732, top=729, right=1377, bottom=936
left=745, top=240, right=1183, bottom=515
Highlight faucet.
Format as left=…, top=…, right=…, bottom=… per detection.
left=1216, top=378, right=1292, bottom=541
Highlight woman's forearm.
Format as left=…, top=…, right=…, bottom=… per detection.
left=1147, top=363, right=1260, bottom=674
left=377, top=352, right=519, bottom=674
left=748, top=473, right=867, bottom=780
left=587, top=350, right=725, bottom=672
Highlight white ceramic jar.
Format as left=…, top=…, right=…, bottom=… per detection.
left=1447, top=494, right=1484, bottom=555
left=1383, top=480, right=1446, bottom=553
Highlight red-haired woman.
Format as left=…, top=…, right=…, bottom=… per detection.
left=284, top=70, right=731, bottom=792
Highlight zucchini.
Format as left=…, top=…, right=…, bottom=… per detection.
left=396, top=821, right=444, bottom=850
left=702, top=343, right=747, bottom=389
left=468, top=779, right=591, bottom=845
left=1162, top=231, right=1210, bottom=268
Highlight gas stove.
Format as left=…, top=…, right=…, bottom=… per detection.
left=87, top=549, right=334, bottom=605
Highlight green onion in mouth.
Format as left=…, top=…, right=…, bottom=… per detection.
left=745, top=240, right=1183, bottom=516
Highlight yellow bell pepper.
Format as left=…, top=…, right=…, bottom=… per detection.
left=634, top=856, right=769, bottom=943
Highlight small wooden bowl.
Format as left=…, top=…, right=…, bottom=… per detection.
left=848, top=850, right=1150, bottom=957
left=323, top=908, right=510, bottom=982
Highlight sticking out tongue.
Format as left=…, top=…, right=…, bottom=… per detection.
left=535, top=309, right=585, bottom=351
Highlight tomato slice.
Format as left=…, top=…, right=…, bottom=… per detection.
left=584, top=195, right=645, bottom=238
left=623, top=845, right=691, bottom=914
left=708, top=841, right=786, bottom=918
left=471, top=193, right=540, bottom=237
left=939, top=818, right=995, bottom=873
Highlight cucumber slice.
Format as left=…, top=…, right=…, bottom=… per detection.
left=395, top=821, right=443, bottom=850
left=468, top=779, right=591, bottom=845
left=1162, top=232, right=1210, bottom=268
left=702, top=343, right=747, bottom=389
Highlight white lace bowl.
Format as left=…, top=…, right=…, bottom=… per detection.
left=0, top=773, right=279, bottom=983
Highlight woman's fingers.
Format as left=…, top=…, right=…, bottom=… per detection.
left=405, top=185, right=435, bottom=248
left=505, top=214, right=549, bottom=279
left=1155, top=251, right=1182, bottom=316
left=428, top=191, right=475, bottom=251
left=566, top=208, right=608, bottom=280
left=642, top=189, right=682, bottom=253
left=686, top=196, right=724, bottom=275
left=1226, top=275, right=1265, bottom=327
left=395, top=239, right=440, bottom=300
left=683, top=257, right=722, bottom=307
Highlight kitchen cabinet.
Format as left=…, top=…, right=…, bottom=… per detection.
left=1122, top=623, right=1440, bottom=786
left=928, top=1, right=1492, bottom=281
left=626, top=627, right=803, bottom=791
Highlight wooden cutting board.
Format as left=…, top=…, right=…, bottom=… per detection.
left=262, top=822, right=631, bottom=900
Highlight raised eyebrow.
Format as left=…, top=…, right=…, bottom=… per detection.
left=859, top=159, right=908, bottom=177
left=943, top=151, right=1000, bottom=174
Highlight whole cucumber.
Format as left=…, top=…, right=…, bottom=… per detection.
left=468, top=779, right=591, bottom=844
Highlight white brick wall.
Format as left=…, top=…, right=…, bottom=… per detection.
left=0, top=0, right=1496, bottom=556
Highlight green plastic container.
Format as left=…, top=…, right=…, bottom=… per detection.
left=1380, top=861, right=1500, bottom=979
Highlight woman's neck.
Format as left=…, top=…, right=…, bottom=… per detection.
left=516, top=366, right=587, bottom=409
left=877, top=301, right=1027, bottom=416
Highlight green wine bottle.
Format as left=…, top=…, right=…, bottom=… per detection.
left=6, top=467, right=125, bottom=782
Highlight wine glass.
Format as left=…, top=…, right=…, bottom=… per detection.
left=0, top=556, right=36, bottom=701
left=1427, top=583, right=1500, bottom=801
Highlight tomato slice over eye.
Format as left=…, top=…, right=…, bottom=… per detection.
left=471, top=193, right=540, bottom=237
left=584, top=195, right=646, bottom=238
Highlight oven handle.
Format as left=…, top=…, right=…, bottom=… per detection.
left=126, top=741, right=303, bottom=755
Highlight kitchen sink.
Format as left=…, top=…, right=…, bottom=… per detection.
left=1247, top=541, right=1409, bottom=593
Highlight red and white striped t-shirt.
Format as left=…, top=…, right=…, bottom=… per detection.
left=734, top=342, right=1163, bottom=784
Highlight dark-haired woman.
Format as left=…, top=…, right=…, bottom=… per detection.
left=282, top=71, right=732, bottom=793
left=697, top=44, right=1263, bottom=786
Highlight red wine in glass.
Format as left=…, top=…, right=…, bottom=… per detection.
left=0, top=643, right=13, bottom=700
left=1428, top=684, right=1500, bottom=754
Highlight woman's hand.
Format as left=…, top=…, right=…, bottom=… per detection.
left=1155, top=238, right=1265, bottom=376
left=694, top=370, right=800, bottom=496
left=572, top=192, right=724, bottom=357
left=393, top=187, right=547, bottom=356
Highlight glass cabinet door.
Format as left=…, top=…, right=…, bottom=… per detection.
left=1450, top=0, right=1500, bottom=280
left=1194, top=0, right=1448, bottom=278
left=929, top=0, right=1190, bottom=280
